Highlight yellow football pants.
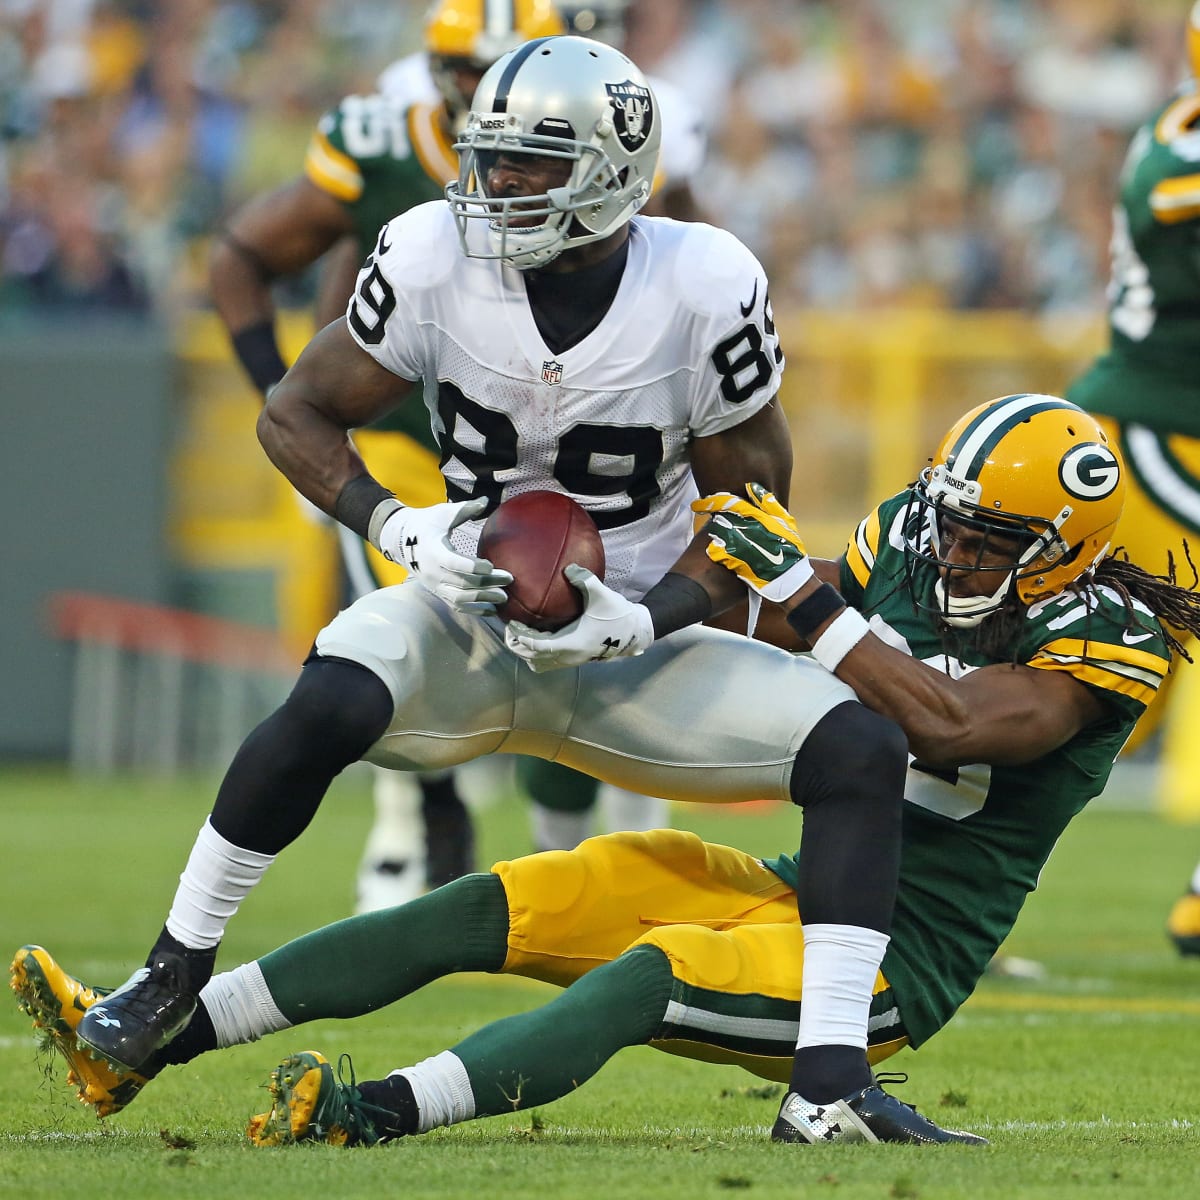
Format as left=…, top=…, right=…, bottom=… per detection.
left=492, top=828, right=907, bottom=1082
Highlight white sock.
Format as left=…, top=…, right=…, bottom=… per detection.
left=392, top=1051, right=475, bottom=1132
left=201, top=962, right=292, bottom=1048
left=1190, top=859, right=1200, bottom=894
left=166, top=819, right=276, bottom=949
left=796, top=923, right=890, bottom=1050
left=597, top=783, right=670, bottom=833
left=530, top=804, right=592, bottom=851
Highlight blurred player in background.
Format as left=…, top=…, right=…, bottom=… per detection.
left=1066, top=1, right=1200, bottom=958
left=209, top=0, right=564, bottom=913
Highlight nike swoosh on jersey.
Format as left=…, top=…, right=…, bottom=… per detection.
left=1122, top=628, right=1155, bottom=645
left=739, top=280, right=758, bottom=318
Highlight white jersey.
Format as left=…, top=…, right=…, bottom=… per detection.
left=376, top=52, right=439, bottom=107
left=346, top=201, right=783, bottom=600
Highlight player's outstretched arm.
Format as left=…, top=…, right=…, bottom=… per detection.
left=695, top=487, right=1106, bottom=766
left=210, top=178, right=355, bottom=396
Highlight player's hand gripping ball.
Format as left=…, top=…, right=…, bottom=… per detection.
left=478, top=491, right=605, bottom=631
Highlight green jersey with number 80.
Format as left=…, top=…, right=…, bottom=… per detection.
left=764, top=492, right=1171, bottom=1047
left=1069, top=89, right=1200, bottom=436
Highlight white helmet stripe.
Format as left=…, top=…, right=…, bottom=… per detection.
left=486, top=0, right=518, bottom=37
left=949, top=393, right=1072, bottom=481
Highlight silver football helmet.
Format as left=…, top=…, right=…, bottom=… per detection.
left=446, top=35, right=661, bottom=270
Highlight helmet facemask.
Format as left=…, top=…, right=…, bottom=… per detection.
left=904, top=468, right=1072, bottom=629
left=450, top=118, right=637, bottom=269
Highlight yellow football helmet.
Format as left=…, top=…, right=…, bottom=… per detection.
left=905, top=394, right=1126, bottom=627
left=425, top=0, right=565, bottom=123
left=1189, top=1, right=1200, bottom=83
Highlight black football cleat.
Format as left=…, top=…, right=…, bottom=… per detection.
left=771, top=1083, right=988, bottom=1146
left=75, top=954, right=197, bottom=1073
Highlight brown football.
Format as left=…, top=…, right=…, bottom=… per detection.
left=479, top=491, right=605, bottom=631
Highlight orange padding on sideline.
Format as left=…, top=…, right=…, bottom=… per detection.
left=47, top=590, right=297, bottom=674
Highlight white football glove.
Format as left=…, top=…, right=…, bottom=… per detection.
left=377, top=497, right=512, bottom=614
left=504, top=565, right=655, bottom=673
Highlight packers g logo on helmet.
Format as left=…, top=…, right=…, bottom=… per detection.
left=904, top=394, right=1127, bottom=627
left=1059, top=443, right=1121, bottom=501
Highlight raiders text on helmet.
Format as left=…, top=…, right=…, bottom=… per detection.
left=904, top=394, right=1126, bottom=627
left=445, top=35, right=661, bottom=269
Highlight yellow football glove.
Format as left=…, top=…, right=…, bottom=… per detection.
left=692, top=482, right=813, bottom=601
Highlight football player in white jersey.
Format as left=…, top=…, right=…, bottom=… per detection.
left=379, top=2, right=710, bottom=852
left=67, top=36, right=911, bottom=1128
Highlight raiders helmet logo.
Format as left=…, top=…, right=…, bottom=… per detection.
left=1058, top=443, right=1120, bottom=500
left=605, top=80, right=654, bottom=152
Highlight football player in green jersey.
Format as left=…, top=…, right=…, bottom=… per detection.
left=1065, top=1, right=1200, bottom=957
left=209, top=0, right=565, bottom=913
left=19, top=394, right=1200, bottom=1145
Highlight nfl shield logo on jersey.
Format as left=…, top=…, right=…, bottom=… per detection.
left=541, top=359, right=564, bottom=386
left=604, top=80, right=655, bottom=152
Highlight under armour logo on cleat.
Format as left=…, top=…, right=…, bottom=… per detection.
left=91, top=1010, right=122, bottom=1028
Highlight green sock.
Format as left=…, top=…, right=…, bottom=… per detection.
left=453, top=944, right=674, bottom=1117
left=516, top=756, right=599, bottom=812
left=259, top=873, right=509, bottom=1022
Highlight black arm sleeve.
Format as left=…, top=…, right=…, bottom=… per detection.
left=641, top=572, right=713, bottom=639
left=231, top=320, right=290, bottom=396
left=334, top=475, right=397, bottom=540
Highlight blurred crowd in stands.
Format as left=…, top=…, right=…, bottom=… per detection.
left=0, top=0, right=1190, bottom=321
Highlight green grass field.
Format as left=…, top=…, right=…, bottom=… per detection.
left=2, top=764, right=1198, bottom=1199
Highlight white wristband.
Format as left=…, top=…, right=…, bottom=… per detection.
left=809, top=607, right=870, bottom=672
left=368, top=498, right=405, bottom=551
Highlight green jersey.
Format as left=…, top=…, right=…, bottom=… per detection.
left=305, top=94, right=458, bottom=452
left=764, top=492, right=1171, bottom=1047
left=1068, top=89, right=1200, bottom=436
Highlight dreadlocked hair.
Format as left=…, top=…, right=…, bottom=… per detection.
left=1081, top=543, right=1200, bottom=663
